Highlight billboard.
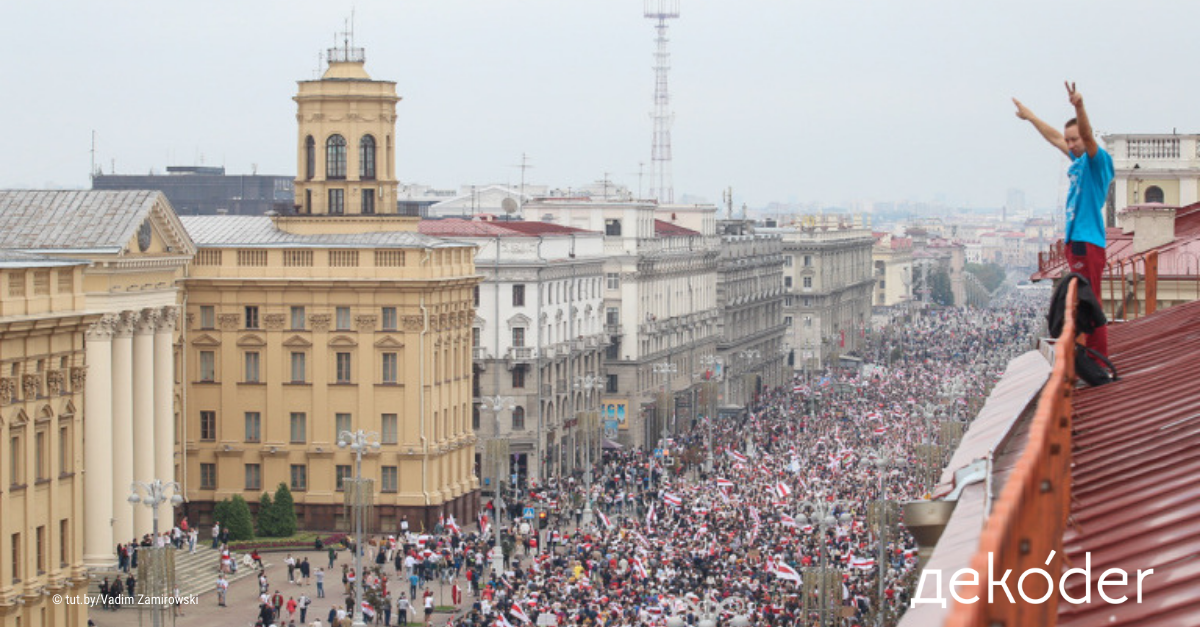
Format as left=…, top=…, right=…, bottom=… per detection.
left=602, top=398, right=629, bottom=435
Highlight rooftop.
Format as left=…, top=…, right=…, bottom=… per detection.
left=180, top=215, right=458, bottom=249
left=418, top=218, right=595, bottom=238
left=1033, top=202, right=1200, bottom=280
left=654, top=219, right=701, bottom=237
left=0, top=190, right=165, bottom=253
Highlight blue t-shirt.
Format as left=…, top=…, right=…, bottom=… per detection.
left=1065, top=147, right=1113, bottom=248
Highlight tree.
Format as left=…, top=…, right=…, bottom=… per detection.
left=257, top=492, right=280, bottom=537
left=929, top=267, right=954, bottom=306
left=214, top=495, right=255, bottom=541
left=272, top=482, right=298, bottom=537
left=965, top=262, right=1006, bottom=293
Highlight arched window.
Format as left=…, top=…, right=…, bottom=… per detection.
left=326, top=135, right=347, bottom=179
left=359, top=135, right=376, bottom=180
left=512, top=406, right=526, bottom=431
left=1145, top=185, right=1165, bottom=204
left=305, top=136, right=315, bottom=180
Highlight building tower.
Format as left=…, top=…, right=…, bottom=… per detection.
left=645, top=0, right=680, bottom=204
left=293, top=31, right=403, bottom=222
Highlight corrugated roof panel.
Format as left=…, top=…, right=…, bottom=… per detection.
left=180, top=216, right=459, bottom=248
left=0, top=190, right=158, bottom=252
left=1058, top=297, right=1200, bottom=627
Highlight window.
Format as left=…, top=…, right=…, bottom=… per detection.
left=361, top=189, right=376, bottom=215
left=785, top=296, right=794, bottom=307
left=784, top=277, right=793, bottom=288
left=290, top=352, right=306, bottom=383
left=382, top=353, right=398, bottom=384
left=290, top=465, right=308, bottom=491
left=512, top=284, right=525, bottom=307
left=784, top=255, right=794, bottom=267
left=381, top=414, right=398, bottom=444
left=804, top=316, right=813, bottom=328
left=336, top=307, right=351, bottom=330
left=200, top=411, right=217, bottom=441
left=290, top=413, right=307, bottom=443
left=244, top=306, right=259, bottom=329
left=59, top=519, right=68, bottom=567
left=328, top=189, right=345, bottom=215
left=335, top=413, right=352, bottom=438
left=473, top=286, right=480, bottom=307
left=291, top=306, right=306, bottom=330
left=803, top=277, right=813, bottom=289
left=335, top=465, right=352, bottom=491
left=359, top=135, right=376, bottom=180
left=244, top=412, right=261, bottom=442
left=803, top=255, right=813, bottom=267
left=472, top=406, right=480, bottom=430
left=606, top=341, right=620, bottom=360
left=607, top=374, right=619, bottom=393
left=244, top=352, right=260, bottom=383
left=11, top=533, right=20, bottom=582
left=472, top=328, right=481, bottom=348
left=305, top=136, right=315, bottom=180
left=199, top=351, right=215, bottom=382
left=803, top=297, right=812, bottom=307
left=381, top=466, right=398, bottom=492
left=200, top=463, right=216, bottom=490
left=511, top=367, right=525, bottom=388
left=606, top=273, right=620, bottom=290
left=58, top=426, right=69, bottom=475
left=785, top=316, right=793, bottom=326
left=336, top=352, right=353, bottom=383
left=35, top=431, right=46, bottom=480
left=511, top=406, right=526, bottom=430
left=1145, top=185, right=1165, bottom=204
left=305, top=188, right=312, bottom=214
left=381, top=307, right=397, bottom=330
left=36, top=526, right=45, bottom=574
left=200, top=306, right=215, bottom=329
left=605, top=219, right=622, bottom=236
left=244, top=464, right=262, bottom=491
left=512, top=328, right=525, bottom=348
left=326, top=134, right=347, bottom=179
left=606, top=307, right=620, bottom=325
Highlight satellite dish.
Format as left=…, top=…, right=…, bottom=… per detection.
left=501, top=197, right=519, bottom=215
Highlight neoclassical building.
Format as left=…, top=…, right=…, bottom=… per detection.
left=0, top=191, right=194, bottom=626
left=177, top=45, right=480, bottom=530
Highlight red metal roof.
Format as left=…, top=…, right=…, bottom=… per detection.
left=1032, top=202, right=1200, bottom=281
left=418, top=218, right=594, bottom=238
left=654, top=219, right=700, bottom=237
left=1058, top=299, right=1200, bottom=626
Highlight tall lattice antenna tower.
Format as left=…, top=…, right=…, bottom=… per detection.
left=645, top=0, right=680, bottom=205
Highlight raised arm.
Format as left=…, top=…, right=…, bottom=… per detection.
left=1013, top=97, right=1070, bottom=157
left=1066, top=82, right=1099, bottom=158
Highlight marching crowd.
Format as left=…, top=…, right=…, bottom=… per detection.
left=233, top=292, right=1044, bottom=627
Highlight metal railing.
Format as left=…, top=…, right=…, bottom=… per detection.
left=945, top=278, right=1078, bottom=626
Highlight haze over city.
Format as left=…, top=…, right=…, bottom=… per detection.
left=2, top=0, right=1195, bottom=209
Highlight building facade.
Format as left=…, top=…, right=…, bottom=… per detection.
left=872, top=234, right=914, bottom=307
left=417, top=219, right=606, bottom=487
left=766, top=217, right=876, bottom=372
left=524, top=199, right=721, bottom=449
left=714, top=220, right=788, bottom=410
left=0, top=255, right=92, bottom=627
left=1104, top=133, right=1200, bottom=216
left=92, top=166, right=294, bottom=216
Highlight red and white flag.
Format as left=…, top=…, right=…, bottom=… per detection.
left=726, top=450, right=748, bottom=463
left=645, top=503, right=657, bottom=529
left=599, top=512, right=613, bottom=530
left=715, top=478, right=735, bottom=490
left=773, top=562, right=802, bottom=584
left=779, top=514, right=797, bottom=527
left=774, top=482, right=792, bottom=499
left=850, top=556, right=876, bottom=570
left=874, top=425, right=890, bottom=435
left=510, top=605, right=532, bottom=625
left=632, top=557, right=649, bottom=580
left=662, top=492, right=683, bottom=507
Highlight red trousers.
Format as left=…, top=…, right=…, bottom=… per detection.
left=1065, top=241, right=1109, bottom=357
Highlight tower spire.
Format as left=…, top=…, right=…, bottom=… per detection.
left=644, top=0, right=679, bottom=205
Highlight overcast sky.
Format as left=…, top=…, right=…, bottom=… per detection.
left=2, top=1, right=1195, bottom=209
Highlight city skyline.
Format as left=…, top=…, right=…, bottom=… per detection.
left=2, top=1, right=1196, bottom=210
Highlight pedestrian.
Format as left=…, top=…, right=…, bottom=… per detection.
left=216, top=573, right=228, bottom=607
left=1013, top=81, right=1111, bottom=357
left=211, top=522, right=221, bottom=549
left=286, top=553, right=297, bottom=583
left=287, top=596, right=298, bottom=622
left=328, top=545, right=337, bottom=569
left=298, top=593, right=310, bottom=623
left=316, top=567, right=326, bottom=598
left=396, top=594, right=410, bottom=626
left=423, top=589, right=434, bottom=626
left=300, top=557, right=311, bottom=585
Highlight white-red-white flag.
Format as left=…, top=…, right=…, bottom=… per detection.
left=774, top=482, right=792, bottom=499
left=662, top=492, right=683, bottom=507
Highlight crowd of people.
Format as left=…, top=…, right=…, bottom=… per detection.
left=237, top=292, right=1045, bottom=627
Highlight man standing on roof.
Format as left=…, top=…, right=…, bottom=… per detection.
left=1014, top=81, right=1113, bottom=356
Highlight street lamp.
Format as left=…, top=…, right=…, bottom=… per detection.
left=652, top=361, right=678, bottom=442
left=127, top=479, right=184, bottom=627
left=337, top=429, right=381, bottom=627
left=477, top=395, right=514, bottom=576
left=574, top=375, right=605, bottom=526
left=796, top=499, right=854, bottom=627
left=699, top=355, right=724, bottom=473
left=860, top=448, right=904, bottom=626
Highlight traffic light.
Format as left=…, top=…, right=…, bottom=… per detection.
left=538, top=510, right=548, bottom=529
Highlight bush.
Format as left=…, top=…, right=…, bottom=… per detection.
left=214, top=495, right=255, bottom=541
left=257, top=492, right=278, bottom=537
left=272, top=483, right=298, bottom=537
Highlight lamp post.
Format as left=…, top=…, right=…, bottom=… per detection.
left=337, top=429, right=381, bottom=627
left=739, top=349, right=761, bottom=407
left=699, top=355, right=723, bottom=473
left=797, top=499, right=854, bottom=627
left=861, top=448, right=903, bottom=626
left=574, top=375, right=605, bottom=526
left=652, top=361, right=678, bottom=443
left=127, top=479, right=184, bottom=627
left=477, top=395, right=514, bottom=576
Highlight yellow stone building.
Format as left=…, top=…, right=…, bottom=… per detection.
left=178, top=44, right=481, bottom=530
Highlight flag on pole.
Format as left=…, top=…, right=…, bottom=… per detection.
left=662, top=492, right=683, bottom=507
left=780, top=514, right=797, bottom=527
left=773, top=562, right=802, bottom=584
left=715, top=478, right=735, bottom=490
left=599, top=512, right=613, bottom=530
left=774, top=482, right=792, bottom=499
left=850, top=556, right=877, bottom=570
left=726, top=450, right=748, bottom=463
left=645, top=503, right=657, bottom=529
left=510, top=604, right=532, bottom=625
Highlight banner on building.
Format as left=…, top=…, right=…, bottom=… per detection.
left=602, top=399, right=629, bottom=431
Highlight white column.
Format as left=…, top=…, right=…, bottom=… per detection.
left=132, top=310, right=157, bottom=536
left=153, top=307, right=177, bottom=518
left=83, top=315, right=117, bottom=568
left=111, top=312, right=136, bottom=545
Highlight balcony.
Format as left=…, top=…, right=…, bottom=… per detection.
left=505, top=346, right=535, bottom=368
left=472, top=347, right=489, bottom=361
left=605, top=323, right=622, bottom=335
left=570, top=338, right=587, bottom=352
